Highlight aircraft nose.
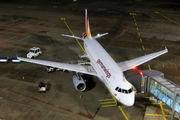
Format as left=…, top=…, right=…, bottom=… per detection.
left=126, top=99, right=134, bottom=106
left=119, top=93, right=135, bottom=106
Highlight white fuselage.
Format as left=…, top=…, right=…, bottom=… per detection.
left=84, top=38, right=135, bottom=106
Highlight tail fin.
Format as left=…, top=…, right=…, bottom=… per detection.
left=84, top=9, right=92, bottom=39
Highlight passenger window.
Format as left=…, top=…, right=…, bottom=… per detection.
left=38, top=49, right=39, bottom=52
left=35, top=50, right=37, bottom=53
left=115, top=87, right=119, bottom=91
left=118, top=88, right=121, bottom=92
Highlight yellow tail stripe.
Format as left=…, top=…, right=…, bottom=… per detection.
left=87, top=23, right=89, bottom=33
left=86, top=23, right=91, bottom=37
left=87, top=31, right=91, bottom=37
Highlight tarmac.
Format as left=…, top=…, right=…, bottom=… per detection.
left=0, top=0, right=180, bottom=120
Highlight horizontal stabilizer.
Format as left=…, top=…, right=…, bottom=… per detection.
left=93, top=32, right=108, bottom=39
left=62, top=34, right=84, bottom=40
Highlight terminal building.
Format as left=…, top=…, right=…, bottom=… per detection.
left=124, top=69, right=180, bottom=120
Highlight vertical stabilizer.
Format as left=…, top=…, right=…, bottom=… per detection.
left=84, top=9, right=92, bottom=39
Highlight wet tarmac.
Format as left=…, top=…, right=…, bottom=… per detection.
left=0, top=0, right=180, bottom=120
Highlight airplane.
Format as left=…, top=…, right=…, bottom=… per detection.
left=17, top=9, right=168, bottom=106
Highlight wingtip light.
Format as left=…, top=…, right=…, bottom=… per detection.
left=132, top=66, right=136, bottom=69
left=17, top=57, right=21, bottom=62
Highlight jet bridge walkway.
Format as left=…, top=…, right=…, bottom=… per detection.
left=124, top=69, right=180, bottom=120
left=142, top=70, right=180, bottom=120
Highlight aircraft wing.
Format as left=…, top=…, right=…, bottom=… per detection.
left=117, top=47, right=168, bottom=71
left=17, top=57, right=97, bottom=76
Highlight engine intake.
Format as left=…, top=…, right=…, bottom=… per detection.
left=73, top=72, right=86, bottom=92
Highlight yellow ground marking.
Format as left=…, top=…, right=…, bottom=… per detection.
left=146, top=114, right=177, bottom=117
left=148, top=64, right=151, bottom=70
left=142, top=45, right=144, bottom=50
left=104, top=84, right=117, bottom=101
left=145, top=103, right=177, bottom=118
left=61, top=17, right=66, bottom=20
left=62, top=18, right=86, bottom=54
left=118, top=106, right=129, bottom=120
left=160, top=104, right=166, bottom=120
left=135, top=0, right=142, bottom=2
left=143, top=97, right=150, bottom=98
left=99, top=99, right=114, bottom=101
left=102, top=104, right=117, bottom=107
left=131, top=15, right=153, bottom=71
left=140, top=38, right=142, bottom=42
left=129, top=13, right=137, bottom=16
left=155, top=11, right=180, bottom=26
left=53, top=5, right=57, bottom=8
left=138, top=32, right=140, bottom=36
left=154, top=11, right=159, bottom=14
left=144, top=102, right=166, bottom=105
left=104, top=84, right=129, bottom=120
left=100, top=101, right=117, bottom=104
left=17, top=6, right=23, bottom=8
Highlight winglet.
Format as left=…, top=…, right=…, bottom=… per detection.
left=165, top=47, right=168, bottom=53
left=17, top=56, right=22, bottom=62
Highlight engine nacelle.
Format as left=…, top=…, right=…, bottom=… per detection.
left=73, top=72, right=86, bottom=92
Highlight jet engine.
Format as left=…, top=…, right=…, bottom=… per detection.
left=73, top=72, right=86, bottom=92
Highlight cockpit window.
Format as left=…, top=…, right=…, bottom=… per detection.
left=115, top=87, right=119, bottom=91
left=115, top=87, right=133, bottom=94
left=128, top=88, right=133, bottom=93
left=122, top=89, right=128, bottom=94
left=118, top=88, right=121, bottom=92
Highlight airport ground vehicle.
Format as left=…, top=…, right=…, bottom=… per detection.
left=27, top=47, right=42, bottom=59
left=38, top=82, right=47, bottom=92
left=0, top=57, right=9, bottom=63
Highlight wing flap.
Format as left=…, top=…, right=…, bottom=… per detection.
left=18, top=57, right=97, bottom=76
left=117, top=48, right=168, bottom=71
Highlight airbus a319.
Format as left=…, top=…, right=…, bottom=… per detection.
left=18, top=9, right=168, bottom=106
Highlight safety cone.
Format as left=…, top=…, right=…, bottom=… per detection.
left=163, top=65, right=164, bottom=67
left=23, top=76, right=25, bottom=80
left=80, top=95, right=82, bottom=99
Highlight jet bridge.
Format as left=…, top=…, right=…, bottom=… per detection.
left=143, top=70, right=180, bottom=120
left=125, top=69, right=180, bottom=120
left=124, top=69, right=144, bottom=93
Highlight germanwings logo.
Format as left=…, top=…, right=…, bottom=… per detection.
left=97, top=59, right=111, bottom=78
